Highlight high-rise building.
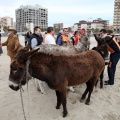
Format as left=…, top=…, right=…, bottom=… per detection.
left=113, top=0, right=120, bottom=31
left=16, top=5, right=48, bottom=32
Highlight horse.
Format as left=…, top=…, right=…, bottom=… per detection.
left=9, top=46, right=105, bottom=117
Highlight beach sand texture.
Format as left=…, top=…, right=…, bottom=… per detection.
left=0, top=36, right=120, bottom=120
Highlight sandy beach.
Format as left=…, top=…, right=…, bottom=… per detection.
left=0, top=36, right=120, bottom=120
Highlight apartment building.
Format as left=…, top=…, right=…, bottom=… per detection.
left=113, top=0, right=120, bottom=31
left=16, top=5, right=48, bottom=32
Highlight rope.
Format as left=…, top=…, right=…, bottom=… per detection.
left=26, top=59, right=31, bottom=120
left=19, top=84, right=27, bottom=120
left=19, top=59, right=31, bottom=120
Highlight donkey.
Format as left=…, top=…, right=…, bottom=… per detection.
left=33, top=35, right=90, bottom=93
left=9, top=46, right=105, bottom=117
left=92, top=34, right=111, bottom=88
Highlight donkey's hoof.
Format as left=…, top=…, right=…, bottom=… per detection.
left=63, top=112, right=68, bottom=118
left=56, top=106, right=60, bottom=109
left=85, top=101, right=90, bottom=105
left=100, top=86, right=103, bottom=89
left=80, top=98, right=84, bottom=103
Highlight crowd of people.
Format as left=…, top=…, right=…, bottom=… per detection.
left=0, top=26, right=120, bottom=87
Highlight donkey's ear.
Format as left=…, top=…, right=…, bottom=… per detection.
left=16, top=48, right=39, bottom=63
left=111, top=35, right=114, bottom=39
left=94, top=34, right=100, bottom=41
left=23, top=44, right=30, bottom=52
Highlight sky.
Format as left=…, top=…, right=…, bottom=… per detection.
left=0, top=0, right=114, bottom=26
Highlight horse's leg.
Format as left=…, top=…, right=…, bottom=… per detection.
left=55, top=90, right=61, bottom=109
left=60, top=89, right=68, bottom=117
left=80, top=81, right=89, bottom=102
left=100, top=70, right=104, bottom=89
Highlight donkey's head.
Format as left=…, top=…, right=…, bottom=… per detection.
left=9, top=45, right=39, bottom=91
left=93, top=34, right=109, bottom=58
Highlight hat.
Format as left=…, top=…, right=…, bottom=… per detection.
left=8, top=27, right=17, bottom=32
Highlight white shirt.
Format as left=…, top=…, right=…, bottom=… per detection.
left=45, top=34, right=56, bottom=44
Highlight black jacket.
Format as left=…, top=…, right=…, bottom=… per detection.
left=29, top=33, right=43, bottom=50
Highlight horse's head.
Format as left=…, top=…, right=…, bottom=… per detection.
left=9, top=45, right=39, bottom=91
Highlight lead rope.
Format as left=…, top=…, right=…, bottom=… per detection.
left=26, top=60, right=31, bottom=120
left=19, top=84, right=27, bottom=120
left=19, top=59, right=31, bottom=120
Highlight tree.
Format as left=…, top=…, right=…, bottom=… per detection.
left=23, top=26, right=28, bottom=32
left=55, top=28, right=60, bottom=34
left=68, top=27, right=72, bottom=32
left=107, top=30, right=113, bottom=34
left=3, top=26, right=9, bottom=33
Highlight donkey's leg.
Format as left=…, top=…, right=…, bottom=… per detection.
left=100, top=70, right=104, bottom=89
left=55, top=90, right=61, bottom=109
left=60, top=89, right=68, bottom=117
left=34, top=78, right=41, bottom=91
left=68, top=86, right=75, bottom=92
left=37, top=80, right=46, bottom=94
left=80, top=81, right=89, bottom=102
left=85, top=80, right=95, bottom=105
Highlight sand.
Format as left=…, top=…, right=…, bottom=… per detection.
left=0, top=36, right=120, bottom=120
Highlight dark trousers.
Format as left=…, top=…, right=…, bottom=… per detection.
left=25, top=41, right=27, bottom=46
left=0, top=46, right=3, bottom=55
left=108, top=52, right=120, bottom=85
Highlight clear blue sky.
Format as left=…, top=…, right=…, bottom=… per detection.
left=0, top=0, right=114, bottom=26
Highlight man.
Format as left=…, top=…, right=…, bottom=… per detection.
left=43, top=27, right=56, bottom=44
left=25, top=30, right=32, bottom=46
left=30, top=26, right=43, bottom=49
left=29, top=26, right=45, bottom=93
left=2, top=27, right=21, bottom=62
left=80, top=28, right=86, bottom=36
left=57, top=28, right=70, bottom=46
left=0, top=32, right=3, bottom=56
left=56, top=29, right=63, bottom=44
left=100, top=29, right=120, bottom=85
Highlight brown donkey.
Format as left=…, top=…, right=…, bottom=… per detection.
left=9, top=46, right=105, bottom=117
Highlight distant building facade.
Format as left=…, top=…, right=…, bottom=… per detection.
left=75, top=18, right=109, bottom=31
left=113, top=0, right=120, bottom=32
left=0, top=16, right=13, bottom=29
left=16, top=5, right=48, bottom=32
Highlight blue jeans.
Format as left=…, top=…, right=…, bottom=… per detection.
left=108, top=52, right=120, bottom=85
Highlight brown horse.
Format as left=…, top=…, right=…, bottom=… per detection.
left=9, top=46, right=105, bottom=117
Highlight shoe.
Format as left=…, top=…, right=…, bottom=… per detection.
left=104, top=83, right=114, bottom=85
left=104, top=81, right=109, bottom=83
